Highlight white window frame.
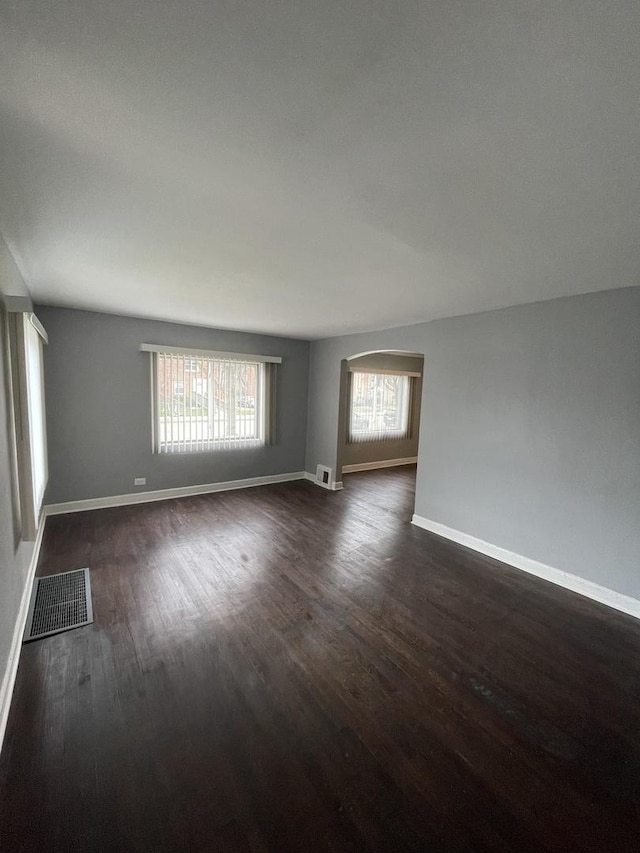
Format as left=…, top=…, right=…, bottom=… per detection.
left=348, top=369, right=415, bottom=444
left=141, top=344, right=280, bottom=455
left=9, top=311, right=48, bottom=539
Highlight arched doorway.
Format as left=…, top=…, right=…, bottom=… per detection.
left=336, top=350, right=424, bottom=489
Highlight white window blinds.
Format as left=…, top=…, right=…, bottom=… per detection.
left=24, top=316, right=48, bottom=511
left=149, top=349, right=274, bottom=454
left=9, top=311, right=48, bottom=539
left=349, top=371, right=411, bottom=443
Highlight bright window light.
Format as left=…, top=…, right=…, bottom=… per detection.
left=153, top=352, right=267, bottom=453
left=349, top=371, right=410, bottom=443
left=9, top=311, right=48, bottom=539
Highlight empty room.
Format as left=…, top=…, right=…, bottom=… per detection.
left=1, top=2, right=639, bottom=851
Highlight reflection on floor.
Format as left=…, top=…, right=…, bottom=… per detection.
left=1, top=465, right=639, bottom=852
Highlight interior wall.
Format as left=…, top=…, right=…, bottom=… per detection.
left=340, top=353, right=423, bottom=470
left=306, top=287, right=640, bottom=600
left=37, top=307, right=310, bottom=504
left=0, top=236, right=35, bottom=731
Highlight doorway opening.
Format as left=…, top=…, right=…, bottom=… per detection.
left=336, top=350, right=424, bottom=490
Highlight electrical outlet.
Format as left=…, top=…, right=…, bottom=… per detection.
left=134, top=477, right=146, bottom=486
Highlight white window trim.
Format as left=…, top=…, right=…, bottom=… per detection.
left=9, top=311, right=48, bottom=540
left=147, top=349, right=275, bottom=455
left=140, top=343, right=281, bottom=364
left=348, top=370, right=412, bottom=444
left=347, top=366, right=420, bottom=377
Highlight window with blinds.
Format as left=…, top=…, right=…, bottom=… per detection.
left=7, top=310, right=48, bottom=540
left=151, top=351, right=269, bottom=454
left=349, top=371, right=411, bottom=443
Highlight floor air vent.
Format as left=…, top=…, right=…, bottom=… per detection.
left=24, top=568, right=93, bottom=642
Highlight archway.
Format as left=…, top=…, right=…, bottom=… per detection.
left=336, top=349, right=425, bottom=490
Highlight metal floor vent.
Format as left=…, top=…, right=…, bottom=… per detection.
left=24, top=568, right=93, bottom=642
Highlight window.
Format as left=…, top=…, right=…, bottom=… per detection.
left=349, top=371, right=411, bottom=443
left=141, top=344, right=280, bottom=454
left=9, top=311, right=48, bottom=539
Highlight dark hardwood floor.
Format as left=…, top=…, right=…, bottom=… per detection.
left=1, top=466, right=639, bottom=852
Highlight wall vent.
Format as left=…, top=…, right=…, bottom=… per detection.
left=316, top=465, right=333, bottom=487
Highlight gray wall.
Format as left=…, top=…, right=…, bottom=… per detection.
left=306, top=287, right=640, bottom=599
left=340, top=353, right=423, bottom=470
left=0, top=238, right=35, bottom=715
left=38, top=307, right=310, bottom=503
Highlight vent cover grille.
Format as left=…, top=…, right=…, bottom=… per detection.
left=316, top=464, right=332, bottom=487
left=24, top=568, right=93, bottom=642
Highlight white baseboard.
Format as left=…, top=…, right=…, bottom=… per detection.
left=45, top=471, right=307, bottom=516
left=0, top=512, right=47, bottom=754
left=342, top=456, right=418, bottom=474
left=411, top=515, right=640, bottom=621
left=303, top=472, right=344, bottom=491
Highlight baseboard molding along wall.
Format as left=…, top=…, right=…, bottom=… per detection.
left=342, top=456, right=418, bottom=474
left=0, top=512, right=47, bottom=754
left=303, top=472, right=343, bottom=491
left=44, top=471, right=309, bottom=515
left=411, top=514, right=640, bottom=621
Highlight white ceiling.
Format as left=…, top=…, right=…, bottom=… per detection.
left=1, top=1, right=639, bottom=339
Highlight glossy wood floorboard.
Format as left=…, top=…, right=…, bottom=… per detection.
left=1, top=466, right=639, bottom=852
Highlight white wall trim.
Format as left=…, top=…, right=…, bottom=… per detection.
left=0, top=512, right=47, bottom=754
left=45, top=471, right=307, bottom=515
left=342, top=456, right=418, bottom=474
left=303, top=472, right=343, bottom=491
left=139, top=343, right=281, bottom=363
left=347, top=367, right=421, bottom=377
left=411, top=515, right=640, bottom=621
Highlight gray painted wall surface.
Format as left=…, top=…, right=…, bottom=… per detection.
left=0, top=242, right=35, bottom=703
left=306, top=288, right=640, bottom=599
left=38, top=307, right=310, bottom=503
left=341, top=353, right=423, bottom=469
